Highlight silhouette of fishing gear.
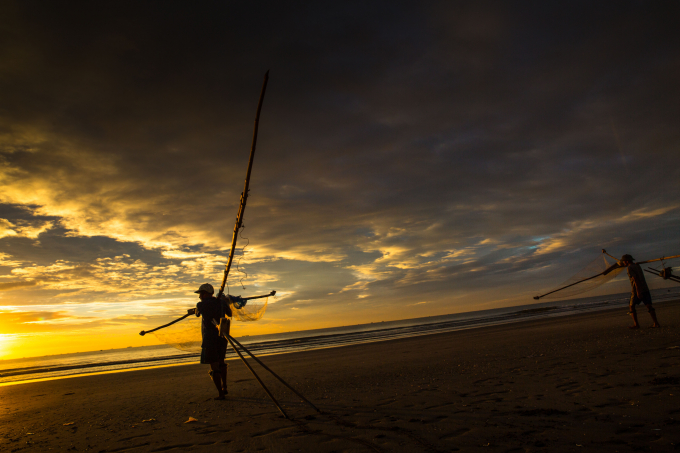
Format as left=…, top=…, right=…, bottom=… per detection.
left=534, top=249, right=680, bottom=300
left=141, top=292, right=274, bottom=347
left=140, top=70, right=272, bottom=341
left=139, top=72, right=321, bottom=420
left=644, top=263, right=680, bottom=284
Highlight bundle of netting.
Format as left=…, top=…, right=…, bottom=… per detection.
left=151, top=294, right=269, bottom=352
left=539, top=254, right=624, bottom=300
left=227, top=295, right=268, bottom=322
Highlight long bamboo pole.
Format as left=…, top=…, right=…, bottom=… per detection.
left=535, top=250, right=680, bottom=300
left=533, top=262, right=620, bottom=300
left=139, top=291, right=274, bottom=336
left=141, top=73, right=270, bottom=337
left=219, top=71, right=269, bottom=297
left=601, top=249, right=618, bottom=261
left=225, top=334, right=289, bottom=419
left=139, top=313, right=190, bottom=336
left=231, top=290, right=276, bottom=302
left=644, top=268, right=680, bottom=283
left=637, top=254, right=680, bottom=265
left=228, top=335, right=321, bottom=413
left=602, top=249, right=680, bottom=265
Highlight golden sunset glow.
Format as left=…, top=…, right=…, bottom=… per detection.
left=1, top=0, right=679, bottom=362
left=0, top=334, right=15, bottom=358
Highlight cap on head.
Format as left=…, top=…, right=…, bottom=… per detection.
left=195, top=283, right=214, bottom=295
left=621, top=254, right=634, bottom=262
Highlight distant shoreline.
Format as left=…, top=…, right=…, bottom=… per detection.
left=5, top=288, right=680, bottom=364
left=2, top=298, right=679, bottom=452
left=2, top=292, right=679, bottom=386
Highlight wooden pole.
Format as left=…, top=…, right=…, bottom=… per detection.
left=139, top=291, right=274, bottom=336
left=644, top=268, right=680, bottom=283
left=219, top=71, right=270, bottom=297
left=238, top=290, right=276, bottom=302
left=140, top=73, right=271, bottom=337
left=637, top=254, right=680, bottom=265
left=601, top=249, right=618, bottom=261
left=533, top=262, right=620, bottom=300
left=226, top=334, right=289, bottom=419
left=228, top=335, right=321, bottom=413
left=535, top=250, right=680, bottom=300
left=603, top=249, right=680, bottom=265
left=139, top=313, right=190, bottom=336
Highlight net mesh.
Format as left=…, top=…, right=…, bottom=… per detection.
left=231, top=295, right=268, bottom=322
left=153, top=316, right=202, bottom=352
left=539, top=254, right=624, bottom=300
left=151, top=295, right=269, bottom=352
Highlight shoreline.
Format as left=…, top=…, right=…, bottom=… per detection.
left=3, top=297, right=679, bottom=387
left=2, top=299, right=679, bottom=452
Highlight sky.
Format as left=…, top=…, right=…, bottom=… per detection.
left=1, top=1, right=679, bottom=359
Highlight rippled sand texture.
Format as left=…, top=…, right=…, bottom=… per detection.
left=2, top=300, right=679, bottom=452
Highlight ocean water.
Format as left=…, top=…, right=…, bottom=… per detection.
left=2, top=287, right=679, bottom=386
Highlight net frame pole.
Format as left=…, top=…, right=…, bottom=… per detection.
left=533, top=262, right=621, bottom=300
left=229, top=335, right=321, bottom=413
left=533, top=272, right=605, bottom=300
left=237, top=290, right=276, bottom=302
left=601, top=249, right=618, bottom=261
left=140, top=74, right=270, bottom=338
left=603, top=249, right=680, bottom=265
left=644, top=268, right=680, bottom=283
left=534, top=250, right=680, bottom=300
left=225, top=334, right=289, bottom=419
left=139, top=291, right=275, bottom=336
left=219, top=71, right=269, bottom=297
left=139, top=313, right=190, bottom=336
left=637, top=254, right=680, bottom=265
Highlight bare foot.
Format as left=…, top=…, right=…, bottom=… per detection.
left=629, top=325, right=640, bottom=329
left=214, top=395, right=226, bottom=400
left=650, top=323, right=660, bottom=328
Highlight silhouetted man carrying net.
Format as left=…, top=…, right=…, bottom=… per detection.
left=187, top=283, right=231, bottom=399
left=620, top=254, right=660, bottom=329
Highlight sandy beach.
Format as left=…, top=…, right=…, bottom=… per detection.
left=2, top=300, right=680, bottom=452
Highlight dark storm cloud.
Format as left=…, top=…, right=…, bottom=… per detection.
left=0, top=1, right=678, bottom=321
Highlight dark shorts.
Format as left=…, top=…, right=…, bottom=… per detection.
left=630, top=291, right=653, bottom=312
left=200, top=336, right=227, bottom=364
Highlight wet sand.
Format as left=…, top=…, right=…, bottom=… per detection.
left=2, top=300, right=680, bottom=452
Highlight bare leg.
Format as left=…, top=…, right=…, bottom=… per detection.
left=649, top=308, right=660, bottom=328
left=220, top=362, right=228, bottom=394
left=210, top=362, right=225, bottom=400
left=629, top=311, right=639, bottom=329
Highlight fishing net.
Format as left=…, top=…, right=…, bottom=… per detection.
left=230, top=295, right=268, bottom=322
left=153, top=316, right=202, bottom=352
left=151, top=295, right=269, bottom=352
left=538, top=254, right=624, bottom=300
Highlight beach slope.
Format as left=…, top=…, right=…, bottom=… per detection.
left=2, top=301, right=680, bottom=452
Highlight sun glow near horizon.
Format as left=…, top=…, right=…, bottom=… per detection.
left=0, top=333, right=21, bottom=360
left=1, top=0, right=680, bottom=365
